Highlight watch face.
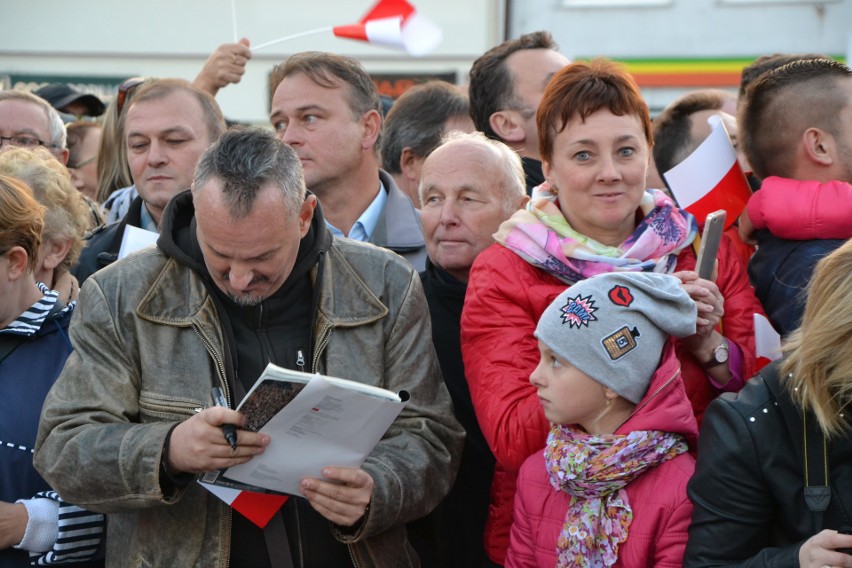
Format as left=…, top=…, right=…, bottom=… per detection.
left=715, top=343, right=729, bottom=363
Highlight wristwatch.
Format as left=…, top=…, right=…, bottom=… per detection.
left=703, top=338, right=730, bottom=369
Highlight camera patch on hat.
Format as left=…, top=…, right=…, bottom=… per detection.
left=559, top=294, right=598, bottom=329
left=602, top=326, right=641, bottom=360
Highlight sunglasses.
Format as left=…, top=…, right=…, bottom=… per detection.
left=116, top=77, right=145, bottom=115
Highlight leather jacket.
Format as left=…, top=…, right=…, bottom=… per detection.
left=685, top=361, right=852, bottom=566
left=35, top=215, right=464, bottom=567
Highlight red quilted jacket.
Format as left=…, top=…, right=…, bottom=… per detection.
left=460, top=235, right=764, bottom=564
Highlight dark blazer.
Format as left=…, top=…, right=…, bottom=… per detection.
left=72, top=196, right=146, bottom=284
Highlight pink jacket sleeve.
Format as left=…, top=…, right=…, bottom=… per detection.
left=748, top=177, right=852, bottom=240
left=505, top=465, right=538, bottom=568
left=653, top=493, right=693, bottom=567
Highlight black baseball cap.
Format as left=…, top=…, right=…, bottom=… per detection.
left=33, top=84, right=106, bottom=117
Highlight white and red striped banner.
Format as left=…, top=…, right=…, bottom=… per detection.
left=663, top=114, right=752, bottom=228
left=333, top=0, right=442, bottom=56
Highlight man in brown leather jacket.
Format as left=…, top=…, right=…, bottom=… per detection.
left=35, top=127, right=463, bottom=567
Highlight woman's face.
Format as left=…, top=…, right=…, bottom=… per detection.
left=543, top=109, right=649, bottom=246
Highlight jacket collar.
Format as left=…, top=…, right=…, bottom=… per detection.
left=314, top=244, right=388, bottom=328
left=371, top=170, right=424, bottom=252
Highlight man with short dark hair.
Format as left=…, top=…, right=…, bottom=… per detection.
left=72, top=78, right=226, bottom=282
left=269, top=51, right=427, bottom=270
left=652, top=89, right=743, bottom=177
left=739, top=58, right=852, bottom=335
left=35, top=127, right=463, bottom=567
left=467, top=31, right=569, bottom=192
left=380, top=80, right=473, bottom=207
left=652, top=89, right=755, bottom=266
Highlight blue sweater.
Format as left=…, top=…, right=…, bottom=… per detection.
left=1, top=299, right=103, bottom=568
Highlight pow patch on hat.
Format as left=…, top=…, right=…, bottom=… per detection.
left=602, top=326, right=640, bottom=360
left=559, top=294, right=598, bottom=328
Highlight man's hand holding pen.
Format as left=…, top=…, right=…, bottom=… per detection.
left=166, top=406, right=270, bottom=475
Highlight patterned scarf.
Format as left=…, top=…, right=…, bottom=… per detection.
left=494, top=184, right=698, bottom=284
left=545, top=425, right=688, bottom=567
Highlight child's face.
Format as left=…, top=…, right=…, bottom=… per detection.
left=530, top=339, right=607, bottom=427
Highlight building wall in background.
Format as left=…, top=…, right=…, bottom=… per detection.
left=2, top=1, right=850, bottom=121
left=0, top=0, right=505, bottom=124
left=509, top=0, right=851, bottom=112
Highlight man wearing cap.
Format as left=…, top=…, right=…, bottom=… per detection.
left=34, top=84, right=106, bottom=121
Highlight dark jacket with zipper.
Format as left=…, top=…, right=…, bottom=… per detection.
left=72, top=195, right=148, bottom=284
left=685, top=361, right=852, bottom=566
left=35, top=189, right=465, bottom=568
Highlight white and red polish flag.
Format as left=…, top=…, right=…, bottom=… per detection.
left=753, top=313, right=782, bottom=370
left=663, top=114, right=752, bottom=228
left=332, top=0, right=442, bottom=56
left=200, top=481, right=288, bottom=528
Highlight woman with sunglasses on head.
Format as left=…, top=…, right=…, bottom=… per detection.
left=95, top=76, right=145, bottom=222
left=460, top=58, right=765, bottom=566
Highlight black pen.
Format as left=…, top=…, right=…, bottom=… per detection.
left=211, top=387, right=239, bottom=451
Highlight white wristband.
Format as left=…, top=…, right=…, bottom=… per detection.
left=14, top=498, right=59, bottom=553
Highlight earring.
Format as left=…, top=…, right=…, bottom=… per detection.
left=605, top=397, right=613, bottom=408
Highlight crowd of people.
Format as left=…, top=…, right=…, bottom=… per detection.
left=1, top=31, right=851, bottom=568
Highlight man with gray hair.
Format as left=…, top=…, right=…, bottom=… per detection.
left=36, top=126, right=463, bottom=567
left=412, top=131, right=527, bottom=567
left=0, top=90, right=69, bottom=165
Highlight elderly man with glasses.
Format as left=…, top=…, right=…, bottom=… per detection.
left=0, top=91, right=69, bottom=165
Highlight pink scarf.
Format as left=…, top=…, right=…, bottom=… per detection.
left=545, top=425, right=688, bottom=567
left=495, top=185, right=697, bottom=284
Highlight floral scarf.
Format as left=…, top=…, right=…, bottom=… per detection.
left=494, top=184, right=698, bottom=284
left=545, top=425, right=688, bottom=567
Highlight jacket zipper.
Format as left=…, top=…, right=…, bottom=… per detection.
left=296, top=350, right=306, bottom=372
left=311, top=324, right=333, bottom=373
left=295, top=501, right=304, bottom=568
left=630, top=368, right=679, bottom=418
left=347, top=544, right=359, bottom=567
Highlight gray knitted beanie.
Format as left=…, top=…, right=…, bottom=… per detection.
left=534, top=272, right=697, bottom=404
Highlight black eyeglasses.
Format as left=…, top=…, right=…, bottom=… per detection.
left=116, top=77, right=145, bottom=115
left=0, top=135, right=57, bottom=149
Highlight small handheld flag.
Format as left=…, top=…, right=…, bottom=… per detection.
left=663, top=114, right=752, bottom=228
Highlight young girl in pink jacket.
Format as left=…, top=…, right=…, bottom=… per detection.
left=506, top=272, right=699, bottom=567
